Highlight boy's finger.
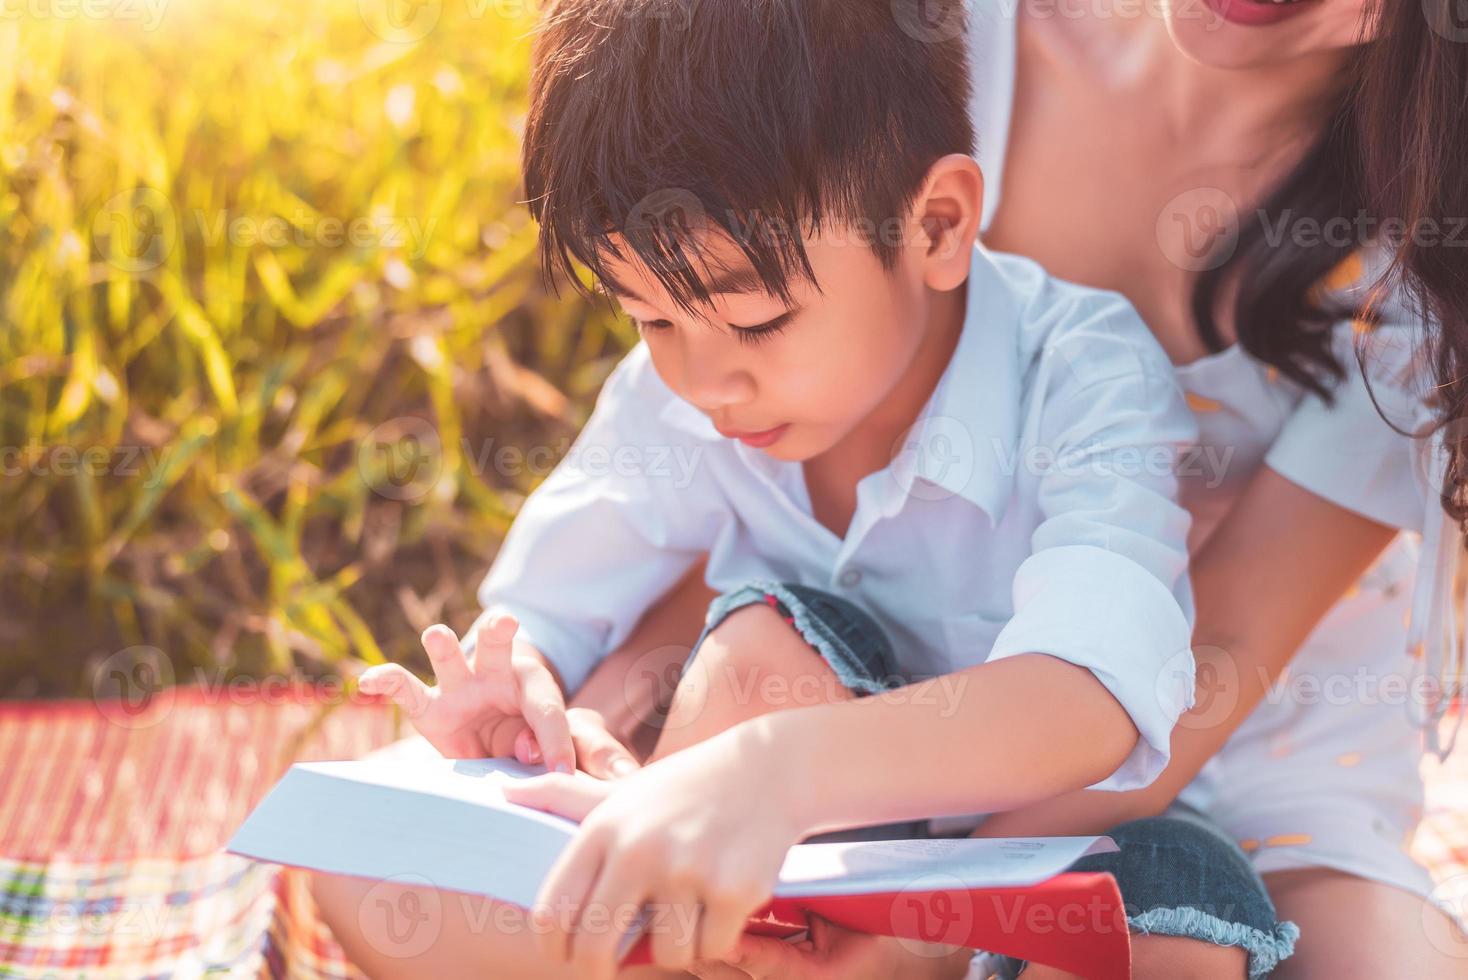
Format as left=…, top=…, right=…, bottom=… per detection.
left=569, top=715, right=639, bottom=779
left=687, top=962, right=752, bottom=980
left=357, top=664, right=433, bottom=718
left=518, top=661, right=575, bottom=774
left=516, top=726, right=544, bottom=765
left=572, top=859, right=651, bottom=977
left=694, top=895, right=754, bottom=970
left=530, top=831, right=606, bottom=963
left=502, top=771, right=611, bottom=821
left=420, top=624, right=474, bottom=690
left=722, top=934, right=811, bottom=978
left=470, top=612, right=519, bottom=679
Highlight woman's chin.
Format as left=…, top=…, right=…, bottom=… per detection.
left=1162, top=0, right=1370, bottom=70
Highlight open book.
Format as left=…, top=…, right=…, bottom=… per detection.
left=228, top=758, right=1130, bottom=977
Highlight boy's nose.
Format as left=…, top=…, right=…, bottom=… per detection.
left=677, top=348, right=756, bottom=413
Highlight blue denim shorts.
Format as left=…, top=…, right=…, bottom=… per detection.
left=689, top=580, right=1300, bottom=978
left=995, top=804, right=1299, bottom=978
left=688, top=578, right=904, bottom=696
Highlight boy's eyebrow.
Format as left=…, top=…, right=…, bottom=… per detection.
left=606, top=266, right=771, bottom=304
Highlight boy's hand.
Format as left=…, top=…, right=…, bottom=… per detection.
left=544, top=707, right=642, bottom=780
left=503, top=725, right=802, bottom=979
left=357, top=613, right=576, bottom=773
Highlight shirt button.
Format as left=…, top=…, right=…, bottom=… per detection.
left=838, top=568, right=862, bottom=588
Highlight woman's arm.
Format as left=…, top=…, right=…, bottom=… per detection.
left=975, top=465, right=1398, bottom=837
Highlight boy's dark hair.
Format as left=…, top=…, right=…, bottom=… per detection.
left=522, top=0, right=975, bottom=313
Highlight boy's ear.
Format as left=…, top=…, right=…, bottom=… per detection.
left=914, top=153, right=985, bottom=292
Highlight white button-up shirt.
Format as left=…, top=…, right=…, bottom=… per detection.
left=473, top=244, right=1199, bottom=791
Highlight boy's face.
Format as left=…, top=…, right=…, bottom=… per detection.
left=602, top=222, right=940, bottom=463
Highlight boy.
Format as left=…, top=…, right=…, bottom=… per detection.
left=354, top=0, right=1198, bottom=975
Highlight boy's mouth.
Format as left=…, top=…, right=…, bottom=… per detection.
left=716, top=422, right=790, bottom=448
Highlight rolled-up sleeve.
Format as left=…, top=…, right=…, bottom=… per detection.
left=986, top=308, right=1199, bottom=791
left=464, top=345, right=725, bottom=695
left=1264, top=323, right=1427, bottom=533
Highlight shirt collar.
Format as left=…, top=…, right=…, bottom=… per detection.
left=657, top=243, right=1022, bottom=522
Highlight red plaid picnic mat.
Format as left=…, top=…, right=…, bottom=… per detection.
left=1, top=690, right=1466, bottom=977
left=0, top=687, right=400, bottom=979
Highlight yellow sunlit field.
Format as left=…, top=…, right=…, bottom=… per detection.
left=0, top=0, right=626, bottom=696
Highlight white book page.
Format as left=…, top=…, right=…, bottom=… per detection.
left=229, top=758, right=1116, bottom=907
left=227, top=757, right=576, bottom=908
left=772, top=836, right=1118, bottom=897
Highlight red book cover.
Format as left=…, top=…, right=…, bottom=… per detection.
left=623, top=871, right=1130, bottom=979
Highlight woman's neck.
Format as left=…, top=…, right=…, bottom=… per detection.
left=1133, top=23, right=1354, bottom=159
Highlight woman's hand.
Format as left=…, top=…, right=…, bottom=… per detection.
left=687, top=916, right=975, bottom=980
left=357, top=613, right=578, bottom=772
left=503, top=724, right=803, bottom=980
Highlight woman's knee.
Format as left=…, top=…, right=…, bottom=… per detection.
left=308, top=870, right=542, bottom=979
left=1264, top=868, right=1468, bottom=979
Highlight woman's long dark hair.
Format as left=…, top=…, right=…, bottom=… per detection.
left=1193, top=2, right=1468, bottom=526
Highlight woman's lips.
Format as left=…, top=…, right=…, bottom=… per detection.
left=717, top=423, right=790, bottom=448
left=1201, top=0, right=1317, bottom=26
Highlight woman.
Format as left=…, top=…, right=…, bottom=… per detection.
left=572, top=0, right=1468, bottom=975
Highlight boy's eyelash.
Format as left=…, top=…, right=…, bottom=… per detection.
left=631, top=312, right=795, bottom=347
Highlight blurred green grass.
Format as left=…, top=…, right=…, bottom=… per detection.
left=0, top=1, right=632, bottom=696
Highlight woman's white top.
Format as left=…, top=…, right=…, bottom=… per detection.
left=967, top=0, right=1455, bottom=896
